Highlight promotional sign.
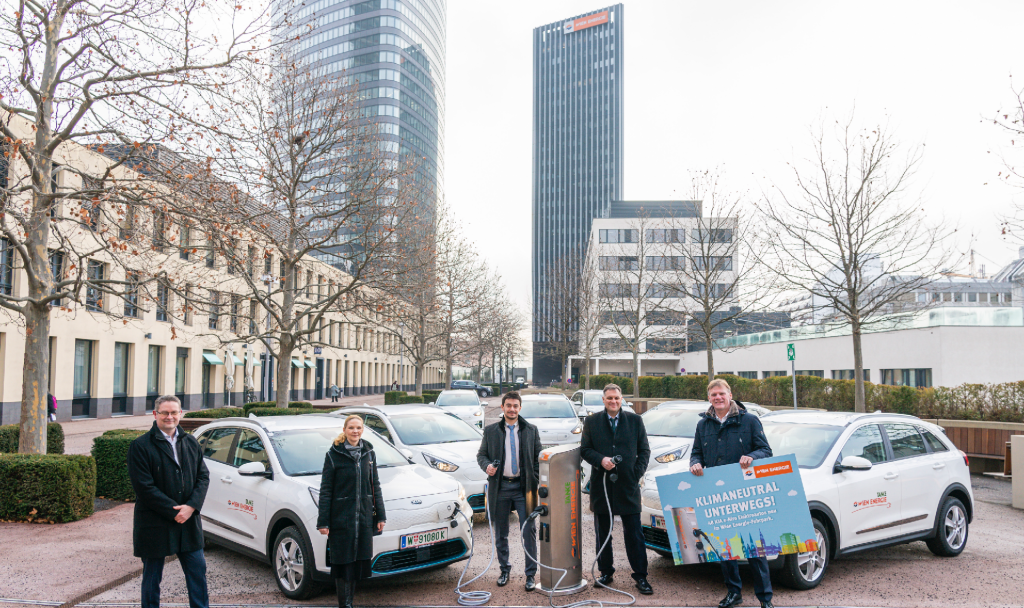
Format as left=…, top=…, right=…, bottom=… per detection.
left=563, top=10, right=608, bottom=34
left=654, top=455, right=817, bottom=565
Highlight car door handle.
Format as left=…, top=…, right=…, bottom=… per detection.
left=883, top=472, right=898, bottom=480
left=932, top=463, right=946, bottom=470
left=221, top=477, right=233, bottom=484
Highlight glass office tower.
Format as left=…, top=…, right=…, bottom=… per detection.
left=532, top=5, right=624, bottom=384
left=281, top=0, right=445, bottom=266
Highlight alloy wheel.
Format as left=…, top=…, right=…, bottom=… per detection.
left=944, top=504, right=967, bottom=550
left=796, top=527, right=827, bottom=582
left=275, top=537, right=305, bottom=592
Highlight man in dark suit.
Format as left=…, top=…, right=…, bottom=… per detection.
left=476, top=391, right=543, bottom=591
left=127, top=396, right=210, bottom=608
left=690, top=379, right=774, bottom=608
left=580, top=383, right=653, bottom=595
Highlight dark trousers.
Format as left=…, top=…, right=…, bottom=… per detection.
left=720, top=556, right=772, bottom=602
left=594, top=512, right=648, bottom=580
left=331, top=395, right=339, bottom=402
left=492, top=479, right=537, bottom=576
left=141, top=550, right=209, bottom=608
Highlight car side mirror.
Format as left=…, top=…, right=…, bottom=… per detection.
left=481, top=401, right=489, bottom=406
left=238, top=461, right=272, bottom=479
left=835, top=455, right=872, bottom=473
left=400, top=448, right=414, bottom=458
left=428, top=402, right=436, bottom=406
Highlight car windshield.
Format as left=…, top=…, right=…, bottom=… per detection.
left=389, top=413, right=482, bottom=445
left=520, top=400, right=576, bottom=419
left=584, top=393, right=603, bottom=406
left=641, top=408, right=704, bottom=438
left=436, top=392, right=479, bottom=406
left=761, top=422, right=845, bottom=468
left=270, top=428, right=409, bottom=476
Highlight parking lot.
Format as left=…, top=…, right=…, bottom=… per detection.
left=2, top=474, right=1019, bottom=608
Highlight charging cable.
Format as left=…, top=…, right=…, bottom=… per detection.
left=453, top=462, right=501, bottom=606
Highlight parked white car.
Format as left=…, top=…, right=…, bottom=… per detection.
left=639, top=411, right=974, bottom=590
left=332, top=405, right=488, bottom=513
left=194, top=414, right=473, bottom=600
left=569, top=389, right=635, bottom=416
left=430, top=390, right=487, bottom=428
left=518, top=394, right=583, bottom=448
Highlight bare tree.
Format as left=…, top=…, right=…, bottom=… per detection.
left=573, top=248, right=602, bottom=390
left=433, top=218, right=489, bottom=389
left=0, top=0, right=269, bottom=453
left=760, top=116, right=956, bottom=412
left=533, top=247, right=589, bottom=386
left=462, top=271, right=502, bottom=383
left=992, top=81, right=1024, bottom=243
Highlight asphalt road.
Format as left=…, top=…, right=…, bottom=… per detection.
left=82, top=476, right=1023, bottom=608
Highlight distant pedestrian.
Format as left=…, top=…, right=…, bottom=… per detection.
left=329, top=383, right=341, bottom=402
left=46, top=392, right=57, bottom=422
left=390, top=379, right=399, bottom=391
left=127, top=396, right=210, bottom=608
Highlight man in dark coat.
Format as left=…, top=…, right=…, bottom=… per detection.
left=127, top=396, right=210, bottom=608
left=689, top=379, right=773, bottom=608
left=580, top=383, right=653, bottom=595
left=476, top=391, right=543, bottom=591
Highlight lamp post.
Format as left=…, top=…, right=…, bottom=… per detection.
left=260, top=273, right=278, bottom=402
left=398, top=322, right=405, bottom=392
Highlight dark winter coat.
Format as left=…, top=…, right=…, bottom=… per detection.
left=127, top=422, right=210, bottom=559
left=580, top=409, right=650, bottom=516
left=476, top=417, right=543, bottom=511
left=689, top=401, right=772, bottom=469
left=316, top=439, right=386, bottom=569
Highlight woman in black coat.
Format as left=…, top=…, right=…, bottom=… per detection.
left=317, top=415, right=386, bottom=608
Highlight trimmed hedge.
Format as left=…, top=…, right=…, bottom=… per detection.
left=0, top=423, right=65, bottom=454
left=399, top=395, right=425, bottom=404
left=247, top=407, right=319, bottom=417
left=384, top=391, right=404, bottom=405
left=92, top=430, right=145, bottom=501
left=287, top=402, right=313, bottom=409
left=579, top=375, right=635, bottom=395
left=182, top=407, right=245, bottom=419
left=242, top=401, right=312, bottom=415
left=0, top=454, right=96, bottom=523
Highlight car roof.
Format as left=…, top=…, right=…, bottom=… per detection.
left=520, top=393, right=571, bottom=400
left=438, top=389, right=478, bottom=395
left=762, top=411, right=924, bottom=426
left=333, top=404, right=446, bottom=416
left=656, top=400, right=711, bottom=409
left=198, top=413, right=349, bottom=433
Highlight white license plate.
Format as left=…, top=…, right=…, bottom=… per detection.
left=651, top=515, right=666, bottom=530
left=401, top=527, right=447, bottom=549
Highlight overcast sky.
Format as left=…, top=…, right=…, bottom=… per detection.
left=445, top=0, right=1024, bottom=343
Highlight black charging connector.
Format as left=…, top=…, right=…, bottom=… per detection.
left=609, top=455, right=624, bottom=483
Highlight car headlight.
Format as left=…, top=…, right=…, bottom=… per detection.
left=423, top=452, right=459, bottom=472
left=474, top=410, right=482, bottom=416
left=655, top=446, right=688, bottom=464
left=308, top=486, right=320, bottom=508
left=571, top=422, right=583, bottom=434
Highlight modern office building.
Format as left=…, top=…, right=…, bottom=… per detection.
left=533, top=4, right=624, bottom=384
left=279, top=0, right=446, bottom=265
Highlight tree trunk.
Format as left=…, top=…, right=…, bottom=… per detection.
left=415, top=361, right=424, bottom=396
left=632, top=350, right=640, bottom=399
left=584, top=353, right=591, bottom=390
left=19, top=301, right=50, bottom=454
left=275, top=339, right=293, bottom=408
left=705, top=333, right=716, bottom=381
left=852, top=319, right=866, bottom=413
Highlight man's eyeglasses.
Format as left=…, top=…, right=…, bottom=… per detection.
left=155, top=411, right=182, bottom=417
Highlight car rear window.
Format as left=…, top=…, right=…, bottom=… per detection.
left=584, top=393, right=603, bottom=405
left=436, top=392, right=479, bottom=406
left=641, top=408, right=702, bottom=438
left=919, top=427, right=949, bottom=452
left=270, top=428, right=408, bottom=476
left=519, top=400, right=576, bottom=418
left=884, top=423, right=928, bottom=460
left=389, top=413, right=481, bottom=445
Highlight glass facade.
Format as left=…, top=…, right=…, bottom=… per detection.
left=532, top=5, right=624, bottom=383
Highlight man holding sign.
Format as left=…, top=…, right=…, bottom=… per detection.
left=690, top=379, right=774, bottom=608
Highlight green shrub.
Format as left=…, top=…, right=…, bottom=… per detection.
left=242, top=401, right=313, bottom=415
left=0, top=454, right=95, bottom=523
left=92, top=430, right=145, bottom=501
left=288, top=402, right=313, bottom=409
left=0, top=423, right=65, bottom=454
left=182, top=407, right=244, bottom=419
left=398, top=395, right=425, bottom=404
left=579, top=375, right=634, bottom=395
left=384, top=391, right=404, bottom=405
left=247, top=407, right=319, bottom=417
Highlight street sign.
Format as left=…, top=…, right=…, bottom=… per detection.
left=314, top=347, right=322, bottom=354
left=786, top=343, right=795, bottom=361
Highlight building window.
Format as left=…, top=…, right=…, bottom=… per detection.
left=738, top=371, right=757, bottom=379
left=86, top=199, right=101, bottom=232
left=881, top=368, right=932, bottom=388
left=226, top=238, right=239, bottom=275
left=86, top=260, right=104, bottom=312
left=208, top=290, right=220, bottom=330
left=175, top=347, right=188, bottom=395
left=156, top=282, right=169, bottom=322
left=692, top=228, right=732, bottom=243
left=832, top=369, right=870, bottom=381
left=230, top=295, right=240, bottom=333
left=645, top=339, right=687, bottom=353
left=650, top=283, right=684, bottom=298
left=249, top=300, right=258, bottom=335
left=599, top=256, right=638, bottom=270
left=967, top=292, right=977, bottom=303
left=147, top=345, right=162, bottom=410
left=205, top=235, right=216, bottom=269
left=646, top=310, right=685, bottom=325
left=152, top=210, right=167, bottom=248
left=0, top=237, right=13, bottom=296
left=693, top=256, right=733, bottom=272
left=693, top=283, right=732, bottom=299
left=599, top=337, right=632, bottom=353
left=264, top=251, right=272, bottom=277
left=73, top=339, right=93, bottom=398
left=179, top=224, right=191, bottom=260
left=306, top=269, right=313, bottom=298
left=48, top=250, right=64, bottom=306
left=599, top=229, right=638, bottom=244
left=645, top=256, right=685, bottom=271
left=113, top=342, right=130, bottom=397
left=953, top=292, right=963, bottom=302
left=124, top=272, right=140, bottom=318
left=762, top=371, right=787, bottom=378
left=600, top=310, right=638, bottom=325
left=599, top=283, right=638, bottom=298
left=644, top=229, right=685, bottom=243
left=119, top=205, right=137, bottom=241
left=1006, top=293, right=1013, bottom=303
left=795, top=370, right=824, bottom=378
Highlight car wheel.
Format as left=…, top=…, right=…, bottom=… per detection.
left=926, top=497, right=968, bottom=557
left=779, top=517, right=829, bottom=590
left=273, top=526, right=321, bottom=600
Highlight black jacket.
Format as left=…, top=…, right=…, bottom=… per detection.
left=580, top=409, right=650, bottom=515
left=689, top=401, right=772, bottom=469
left=127, top=422, right=210, bottom=559
left=476, top=417, right=543, bottom=512
left=316, top=440, right=386, bottom=568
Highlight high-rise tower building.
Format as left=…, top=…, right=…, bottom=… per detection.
left=280, top=0, right=445, bottom=265
left=532, top=5, right=624, bottom=384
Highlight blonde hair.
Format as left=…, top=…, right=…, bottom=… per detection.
left=333, top=414, right=364, bottom=445
left=707, top=378, right=732, bottom=394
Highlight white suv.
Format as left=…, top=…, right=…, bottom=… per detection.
left=639, top=411, right=973, bottom=590
left=194, top=414, right=473, bottom=599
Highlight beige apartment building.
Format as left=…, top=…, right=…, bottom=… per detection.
left=0, top=117, right=442, bottom=424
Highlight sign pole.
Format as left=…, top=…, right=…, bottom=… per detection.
left=787, top=343, right=797, bottom=409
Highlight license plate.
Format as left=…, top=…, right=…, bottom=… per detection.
left=651, top=515, right=666, bottom=530
left=401, top=527, right=447, bottom=549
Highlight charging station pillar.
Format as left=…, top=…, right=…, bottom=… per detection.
left=537, top=443, right=588, bottom=595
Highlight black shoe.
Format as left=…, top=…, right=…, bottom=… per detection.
left=635, top=578, right=653, bottom=595
left=497, top=571, right=509, bottom=587
left=596, top=573, right=613, bottom=586
left=718, top=592, right=743, bottom=608
left=760, top=601, right=775, bottom=608
left=525, top=575, right=536, bottom=592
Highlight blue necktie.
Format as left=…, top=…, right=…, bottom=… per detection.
left=509, top=426, right=518, bottom=476
left=610, top=417, right=617, bottom=433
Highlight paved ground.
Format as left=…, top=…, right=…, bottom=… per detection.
left=0, top=476, right=1020, bottom=608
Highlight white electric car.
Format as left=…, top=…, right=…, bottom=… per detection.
left=518, top=393, right=583, bottom=448
left=194, top=415, right=473, bottom=600
left=639, top=411, right=974, bottom=590
left=569, top=389, right=636, bottom=416
left=332, top=405, right=488, bottom=513
left=430, top=390, right=487, bottom=428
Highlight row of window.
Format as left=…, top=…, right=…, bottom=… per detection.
left=598, top=228, right=734, bottom=244
left=919, top=291, right=1011, bottom=304
left=598, top=255, right=734, bottom=272
left=598, top=282, right=734, bottom=299
left=716, top=368, right=931, bottom=387
left=72, top=341, right=188, bottom=400
left=596, top=338, right=688, bottom=353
